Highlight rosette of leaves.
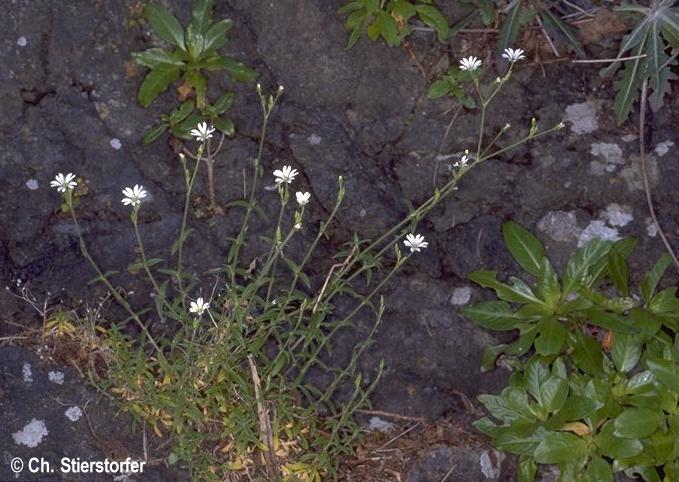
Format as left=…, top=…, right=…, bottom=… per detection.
left=339, top=0, right=449, bottom=48
left=132, top=0, right=257, bottom=143
left=601, top=0, right=679, bottom=124
left=464, top=221, right=679, bottom=481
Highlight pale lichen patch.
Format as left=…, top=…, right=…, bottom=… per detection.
left=12, top=419, right=48, bottom=448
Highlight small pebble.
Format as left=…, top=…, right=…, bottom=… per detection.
left=17, top=36, right=27, bottom=47
left=110, top=138, right=122, bottom=150
left=25, top=179, right=39, bottom=190
left=13, top=419, right=48, bottom=448
left=450, top=287, right=472, bottom=306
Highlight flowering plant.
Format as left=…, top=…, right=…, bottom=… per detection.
left=50, top=49, right=559, bottom=480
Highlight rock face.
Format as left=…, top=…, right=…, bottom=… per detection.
left=1, top=0, right=678, bottom=480
left=0, top=346, right=184, bottom=481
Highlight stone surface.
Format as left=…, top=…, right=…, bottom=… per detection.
left=0, top=346, right=185, bottom=481
left=1, top=0, right=678, bottom=480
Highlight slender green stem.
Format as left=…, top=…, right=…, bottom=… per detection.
left=176, top=146, right=204, bottom=293
left=68, top=205, right=163, bottom=355
left=293, top=257, right=407, bottom=384
left=132, top=212, right=160, bottom=293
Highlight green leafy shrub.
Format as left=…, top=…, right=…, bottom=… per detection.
left=339, top=0, right=449, bottom=48
left=132, top=0, right=257, bottom=144
left=465, top=221, right=679, bottom=482
left=602, top=0, right=679, bottom=124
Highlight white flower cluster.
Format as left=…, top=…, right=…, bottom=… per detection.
left=459, top=47, right=526, bottom=72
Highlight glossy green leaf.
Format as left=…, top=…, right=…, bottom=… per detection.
left=517, top=456, right=536, bottom=482
left=376, top=11, right=399, bottom=46
left=502, top=221, right=545, bottom=277
left=138, top=64, right=181, bottom=107
left=539, top=375, right=568, bottom=414
left=534, top=318, right=566, bottom=356
left=416, top=5, right=449, bottom=42
left=583, top=309, right=637, bottom=334
left=595, top=422, right=644, bottom=459
left=145, top=3, right=185, bottom=49
left=562, top=239, right=611, bottom=294
left=646, top=357, right=679, bottom=392
left=169, top=100, right=195, bottom=124
left=533, top=432, right=588, bottom=464
left=613, top=407, right=663, bottom=438
left=582, top=456, right=613, bottom=482
left=649, top=287, right=679, bottom=315
left=612, top=332, right=641, bottom=372
left=496, top=423, right=546, bottom=455
left=569, top=331, right=603, bottom=376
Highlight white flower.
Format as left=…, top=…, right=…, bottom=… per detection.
left=296, top=191, right=311, bottom=206
left=459, top=56, right=482, bottom=72
left=452, top=150, right=470, bottom=168
left=502, top=48, right=526, bottom=63
left=189, top=297, right=210, bottom=317
left=50, top=173, right=77, bottom=193
left=121, top=184, right=147, bottom=206
left=190, top=122, right=215, bottom=142
left=404, top=233, right=428, bottom=253
left=273, top=165, right=299, bottom=184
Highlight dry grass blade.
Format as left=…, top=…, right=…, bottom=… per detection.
left=248, top=355, right=280, bottom=479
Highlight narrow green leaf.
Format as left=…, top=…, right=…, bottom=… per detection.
left=142, top=123, right=168, bottom=145
left=462, top=300, right=524, bottom=331
left=191, top=0, right=214, bottom=34
left=562, top=239, right=612, bottom=294
left=613, top=38, right=648, bottom=124
left=584, top=309, right=637, bottom=334
left=145, top=3, right=185, bottom=49
left=539, top=9, right=585, bottom=57
left=607, top=245, right=629, bottom=296
left=204, top=57, right=258, bottom=82
left=641, top=254, right=672, bottom=303
left=497, top=0, right=523, bottom=52
left=502, top=221, right=546, bottom=277
left=204, top=19, right=233, bottom=51
left=131, top=48, right=185, bottom=68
